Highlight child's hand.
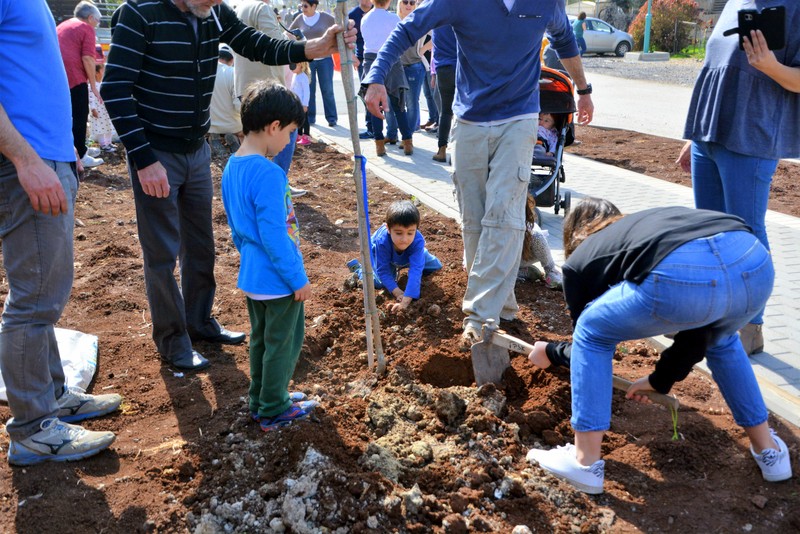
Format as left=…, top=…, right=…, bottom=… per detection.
left=294, top=283, right=311, bottom=302
left=91, top=109, right=99, bottom=118
left=527, top=341, right=552, bottom=369
left=625, top=376, right=655, bottom=404
left=388, top=296, right=412, bottom=313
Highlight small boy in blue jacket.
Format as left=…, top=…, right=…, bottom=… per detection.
left=221, top=81, right=316, bottom=432
left=351, top=200, right=442, bottom=312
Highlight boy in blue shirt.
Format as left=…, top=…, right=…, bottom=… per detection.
left=350, top=200, right=442, bottom=313
left=221, top=81, right=317, bottom=432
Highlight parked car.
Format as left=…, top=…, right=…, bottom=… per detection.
left=569, top=16, right=634, bottom=57
left=96, top=26, right=111, bottom=55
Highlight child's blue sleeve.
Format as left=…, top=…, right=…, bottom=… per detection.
left=403, top=232, right=427, bottom=300
left=251, top=169, right=308, bottom=292
left=373, top=227, right=400, bottom=294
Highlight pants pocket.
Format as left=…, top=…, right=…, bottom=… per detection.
left=650, top=273, right=717, bottom=327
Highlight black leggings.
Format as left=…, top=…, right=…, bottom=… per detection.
left=434, top=65, right=455, bottom=149
left=300, top=110, right=310, bottom=136
left=70, top=83, right=89, bottom=159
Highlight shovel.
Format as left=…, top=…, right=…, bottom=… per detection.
left=471, top=321, right=680, bottom=411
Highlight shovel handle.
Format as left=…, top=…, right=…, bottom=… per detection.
left=612, top=376, right=680, bottom=412
left=489, top=330, right=680, bottom=411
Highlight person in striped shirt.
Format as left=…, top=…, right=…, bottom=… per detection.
left=102, top=0, right=355, bottom=371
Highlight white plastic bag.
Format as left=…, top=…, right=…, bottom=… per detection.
left=0, top=328, right=98, bottom=402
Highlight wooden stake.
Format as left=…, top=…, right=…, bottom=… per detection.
left=334, top=1, right=386, bottom=376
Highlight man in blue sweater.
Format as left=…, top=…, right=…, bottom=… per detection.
left=364, top=0, right=594, bottom=345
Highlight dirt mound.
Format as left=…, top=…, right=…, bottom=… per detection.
left=0, top=141, right=798, bottom=533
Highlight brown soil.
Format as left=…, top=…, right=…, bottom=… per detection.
left=0, top=133, right=798, bottom=533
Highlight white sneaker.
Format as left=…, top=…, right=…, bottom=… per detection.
left=57, top=387, right=122, bottom=423
left=86, top=147, right=101, bottom=158
left=751, top=430, right=792, bottom=482
left=80, top=154, right=104, bottom=168
left=7, top=418, right=116, bottom=466
left=289, top=186, right=307, bottom=198
left=527, top=443, right=605, bottom=494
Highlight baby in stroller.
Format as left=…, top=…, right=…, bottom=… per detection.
left=536, top=113, right=558, bottom=157
left=529, top=67, right=575, bottom=216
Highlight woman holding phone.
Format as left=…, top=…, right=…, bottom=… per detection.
left=677, top=1, right=800, bottom=356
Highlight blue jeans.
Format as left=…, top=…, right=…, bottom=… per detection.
left=569, top=231, right=773, bottom=433
left=403, top=62, right=426, bottom=132
left=373, top=250, right=443, bottom=289
left=273, top=129, right=298, bottom=175
left=576, top=37, right=587, bottom=56
left=308, top=56, right=337, bottom=126
left=385, top=98, right=398, bottom=140
left=691, top=140, right=777, bottom=324
left=128, top=144, right=222, bottom=361
left=369, top=94, right=413, bottom=141
left=423, top=69, right=439, bottom=124
left=0, top=159, right=77, bottom=440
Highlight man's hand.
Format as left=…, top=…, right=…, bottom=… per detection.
left=625, top=376, right=655, bottom=404
left=676, top=140, right=692, bottom=173
left=294, top=282, right=312, bottom=301
left=527, top=341, right=552, bottom=369
left=137, top=161, right=170, bottom=198
left=365, top=84, right=388, bottom=119
left=575, top=94, right=594, bottom=125
left=17, top=159, right=69, bottom=216
left=304, top=19, right=357, bottom=59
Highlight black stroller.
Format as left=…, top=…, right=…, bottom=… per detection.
left=529, top=66, right=576, bottom=216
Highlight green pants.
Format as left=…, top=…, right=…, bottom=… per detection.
left=246, top=296, right=305, bottom=418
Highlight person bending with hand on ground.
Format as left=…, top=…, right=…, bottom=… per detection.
left=221, top=81, right=318, bottom=432
left=363, top=0, right=593, bottom=344
left=348, top=200, right=442, bottom=314
left=518, top=196, right=562, bottom=290
left=0, top=0, right=121, bottom=467
left=102, top=0, right=356, bottom=371
left=676, top=1, right=800, bottom=356
left=525, top=197, right=792, bottom=494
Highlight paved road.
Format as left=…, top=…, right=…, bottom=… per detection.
left=587, top=72, right=692, bottom=140
left=304, top=69, right=800, bottom=428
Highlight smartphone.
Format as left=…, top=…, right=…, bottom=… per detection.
left=737, top=6, right=785, bottom=51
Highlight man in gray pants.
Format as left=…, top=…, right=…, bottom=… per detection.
left=0, top=0, right=121, bottom=466
left=103, top=0, right=355, bottom=370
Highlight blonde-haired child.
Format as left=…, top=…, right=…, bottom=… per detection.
left=291, top=62, right=312, bottom=146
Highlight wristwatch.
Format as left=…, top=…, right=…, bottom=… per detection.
left=576, top=83, right=592, bottom=95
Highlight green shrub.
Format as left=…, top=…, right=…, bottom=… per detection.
left=628, top=0, right=701, bottom=52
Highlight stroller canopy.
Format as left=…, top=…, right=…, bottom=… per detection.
left=539, top=67, right=576, bottom=115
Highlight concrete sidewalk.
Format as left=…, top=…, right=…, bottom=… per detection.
left=304, top=71, right=800, bottom=428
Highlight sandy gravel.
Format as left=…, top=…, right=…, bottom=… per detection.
left=580, top=55, right=704, bottom=87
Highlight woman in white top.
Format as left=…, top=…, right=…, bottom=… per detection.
left=288, top=0, right=338, bottom=127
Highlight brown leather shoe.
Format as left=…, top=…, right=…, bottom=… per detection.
left=739, top=323, right=764, bottom=356
left=375, top=139, right=386, bottom=157
left=432, top=145, right=447, bottom=162
left=403, top=138, right=413, bottom=155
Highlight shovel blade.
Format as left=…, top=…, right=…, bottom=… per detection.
left=471, top=340, right=511, bottom=386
